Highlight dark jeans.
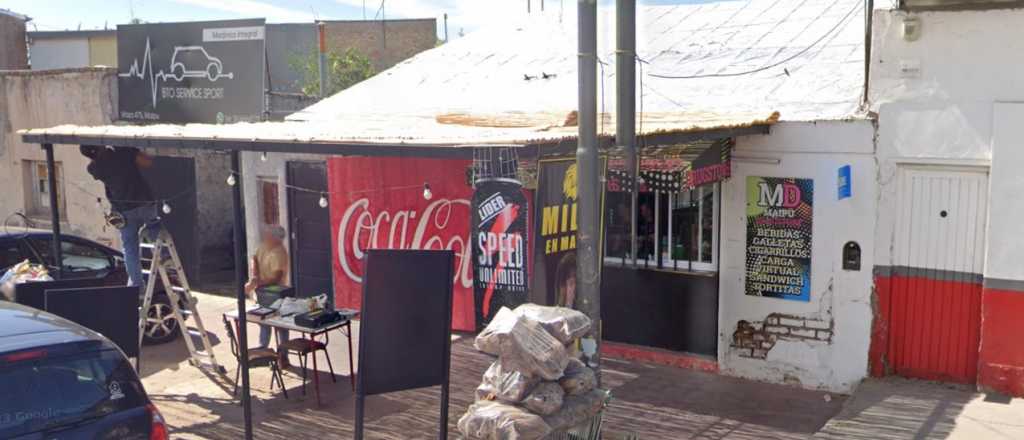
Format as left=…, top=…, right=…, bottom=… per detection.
left=120, top=204, right=160, bottom=287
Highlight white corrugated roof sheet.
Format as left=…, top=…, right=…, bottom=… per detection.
left=21, top=0, right=864, bottom=147
left=291, top=0, right=865, bottom=124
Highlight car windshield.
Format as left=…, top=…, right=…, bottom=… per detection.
left=0, top=349, right=147, bottom=438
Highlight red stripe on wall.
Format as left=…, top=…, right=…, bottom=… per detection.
left=603, top=341, right=719, bottom=374
left=978, top=288, right=1024, bottom=396
left=870, top=272, right=982, bottom=384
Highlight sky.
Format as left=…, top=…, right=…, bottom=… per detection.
left=3, top=0, right=718, bottom=39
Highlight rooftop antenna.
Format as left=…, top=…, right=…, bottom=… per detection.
left=128, top=0, right=136, bottom=23
left=363, top=0, right=366, bottom=19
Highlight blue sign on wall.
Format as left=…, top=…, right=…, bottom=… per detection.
left=838, top=165, right=852, bottom=200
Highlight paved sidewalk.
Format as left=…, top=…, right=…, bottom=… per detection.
left=140, top=291, right=846, bottom=439
left=816, top=377, right=1024, bottom=440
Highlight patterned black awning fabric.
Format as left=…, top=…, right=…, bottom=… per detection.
left=606, top=138, right=733, bottom=193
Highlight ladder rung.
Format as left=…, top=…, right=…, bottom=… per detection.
left=138, top=227, right=221, bottom=373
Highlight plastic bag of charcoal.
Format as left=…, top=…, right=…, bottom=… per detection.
left=461, top=303, right=610, bottom=440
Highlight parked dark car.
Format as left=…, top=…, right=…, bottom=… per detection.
left=0, top=300, right=169, bottom=439
left=0, top=229, right=184, bottom=345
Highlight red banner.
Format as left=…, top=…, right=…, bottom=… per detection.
left=328, top=157, right=476, bottom=331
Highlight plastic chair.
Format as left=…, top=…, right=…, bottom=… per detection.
left=222, top=316, right=288, bottom=399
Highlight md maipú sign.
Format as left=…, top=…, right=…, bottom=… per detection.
left=117, top=19, right=265, bottom=124
left=745, top=176, right=814, bottom=302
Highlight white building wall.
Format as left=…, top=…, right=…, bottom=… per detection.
left=868, top=8, right=1022, bottom=269
left=718, top=120, right=877, bottom=393
left=241, top=152, right=328, bottom=262
left=29, top=38, right=90, bottom=70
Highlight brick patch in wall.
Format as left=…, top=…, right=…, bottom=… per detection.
left=731, top=313, right=834, bottom=360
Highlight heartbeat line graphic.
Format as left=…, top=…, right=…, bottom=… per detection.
left=119, top=37, right=235, bottom=108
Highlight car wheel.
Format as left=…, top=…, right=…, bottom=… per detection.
left=207, top=63, right=220, bottom=81
left=143, top=293, right=180, bottom=345
left=172, top=64, right=185, bottom=82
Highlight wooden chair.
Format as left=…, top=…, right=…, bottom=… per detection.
left=222, top=316, right=288, bottom=399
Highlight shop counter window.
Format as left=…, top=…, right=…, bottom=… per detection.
left=605, top=184, right=719, bottom=272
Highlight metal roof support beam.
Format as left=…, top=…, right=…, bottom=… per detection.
left=617, top=0, right=638, bottom=268
left=21, top=133, right=484, bottom=159
left=523, top=124, right=771, bottom=159
left=229, top=150, right=254, bottom=440
left=42, top=143, right=63, bottom=279
left=577, top=0, right=603, bottom=383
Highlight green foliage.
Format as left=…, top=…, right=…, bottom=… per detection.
left=289, top=47, right=375, bottom=97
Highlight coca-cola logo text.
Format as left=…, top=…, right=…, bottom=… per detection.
left=337, top=197, right=473, bottom=288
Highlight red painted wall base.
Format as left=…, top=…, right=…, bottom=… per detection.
left=870, top=273, right=982, bottom=384
left=603, top=341, right=719, bottom=373
left=978, top=289, right=1024, bottom=396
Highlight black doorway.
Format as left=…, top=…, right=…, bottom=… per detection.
left=144, top=156, right=199, bottom=283
left=286, top=161, right=333, bottom=306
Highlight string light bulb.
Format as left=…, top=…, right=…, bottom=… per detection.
left=260, top=152, right=268, bottom=162
left=161, top=201, right=172, bottom=214
left=422, top=182, right=433, bottom=200
left=227, top=174, right=237, bottom=186
left=318, top=194, right=329, bottom=208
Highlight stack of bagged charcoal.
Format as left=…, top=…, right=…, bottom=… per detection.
left=458, top=304, right=609, bottom=440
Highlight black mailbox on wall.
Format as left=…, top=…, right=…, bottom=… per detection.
left=843, top=241, right=861, bottom=271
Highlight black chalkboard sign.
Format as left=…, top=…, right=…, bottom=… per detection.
left=354, top=249, right=454, bottom=440
left=45, top=286, right=141, bottom=358
left=13, top=278, right=108, bottom=311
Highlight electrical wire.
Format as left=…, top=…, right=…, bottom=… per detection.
left=226, top=170, right=427, bottom=198
left=66, top=179, right=196, bottom=205
left=646, top=0, right=861, bottom=80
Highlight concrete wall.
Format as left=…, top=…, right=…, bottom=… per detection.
left=869, top=8, right=1024, bottom=395
left=138, top=148, right=234, bottom=253
left=323, top=19, right=437, bottom=72
left=0, top=68, right=119, bottom=246
left=719, top=120, right=877, bottom=393
left=0, top=14, right=28, bottom=69
left=240, top=152, right=328, bottom=263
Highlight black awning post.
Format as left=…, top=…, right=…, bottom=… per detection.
left=229, top=150, right=253, bottom=440
left=42, top=143, right=63, bottom=279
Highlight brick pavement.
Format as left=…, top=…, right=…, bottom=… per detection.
left=140, top=291, right=846, bottom=439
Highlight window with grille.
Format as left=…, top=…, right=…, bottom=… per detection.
left=605, top=183, right=719, bottom=272
left=23, top=160, right=66, bottom=221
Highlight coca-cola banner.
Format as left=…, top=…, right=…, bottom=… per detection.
left=328, top=157, right=475, bottom=331
left=472, top=179, right=529, bottom=330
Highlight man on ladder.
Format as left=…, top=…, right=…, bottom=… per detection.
left=80, top=145, right=159, bottom=287
left=81, top=145, right=222, bottom=373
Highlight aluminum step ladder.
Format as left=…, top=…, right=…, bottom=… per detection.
left=139, top=226, right=225, bottom=374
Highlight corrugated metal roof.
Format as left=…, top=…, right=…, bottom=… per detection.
left=291, top=0, right=865, bottom=125
left=20, top=0, right=863, bottom=149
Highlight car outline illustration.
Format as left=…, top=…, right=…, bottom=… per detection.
left=168, top=46, right=235, bottom=82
